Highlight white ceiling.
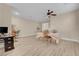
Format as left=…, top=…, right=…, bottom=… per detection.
left=8, top=3, right=79, bottom=22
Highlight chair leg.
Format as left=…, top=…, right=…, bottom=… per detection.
left=47, top=38, right=52, bottom=43
left=55, top=40, right=59, bottom=44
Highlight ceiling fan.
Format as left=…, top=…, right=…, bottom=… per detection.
left=47, top=10, right=56, bottom=16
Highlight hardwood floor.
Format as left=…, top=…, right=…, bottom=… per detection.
left=0, top=36, right=79, bottom=56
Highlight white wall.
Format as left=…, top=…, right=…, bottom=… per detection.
left=0, top=4, right=12, bottom=33
left=50, top=9, right=79, bottom=40
left=42, top=23, right=49, bottom=31
left=11, top=16, right=41, bottom=37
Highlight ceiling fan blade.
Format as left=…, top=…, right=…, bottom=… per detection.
left=50, top=11, right=53, bottom=13
left=51, top=14, right=56, bottom=16
left=47, top=12, right=51, bottom=15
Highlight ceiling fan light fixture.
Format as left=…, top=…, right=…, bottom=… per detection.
left=47, top=13, right=50, bottom=15
left=48, top=10, right=50, bottom=12
left=47, top=10, right=56, bottom=16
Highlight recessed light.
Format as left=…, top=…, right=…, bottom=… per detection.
left=15, top=11, right=20, bottom=15
left=13, top=11, right=20, bottom=16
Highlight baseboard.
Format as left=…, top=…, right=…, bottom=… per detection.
left=25, top=34, right=36, bottom=37
left=16, top=34, right=79, bottom=43
left=18, top=34, right=36, bottom=38
left=62, top=37, right=79, bottom=43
